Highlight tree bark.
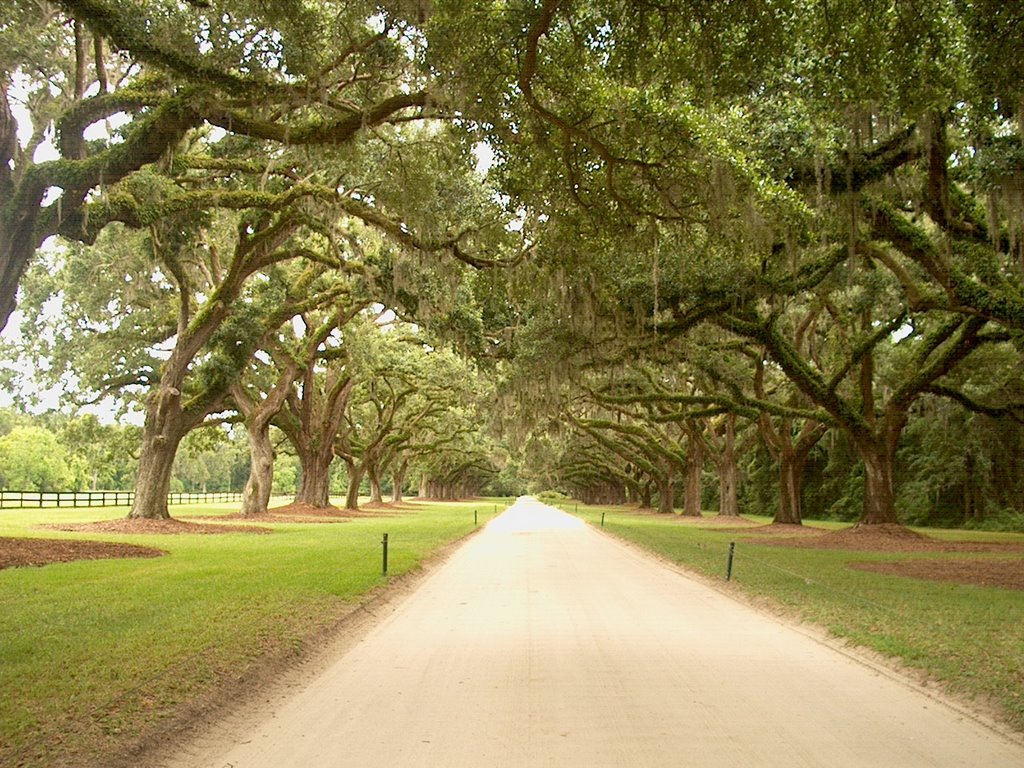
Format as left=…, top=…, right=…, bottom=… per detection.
left=282, top=371, right=354, bottom=509
left=682, top=428, right=704, bottom=517
left=775, top=444, right=807, bottom=525
left=857, top=438, right=899, bottom=525
left=391, top=458, right=408, bottom=504
left=767, top=421, right=826, bottom=526
left=716, top=415, right=740, bottom=517
left=718, top=464, right=739, bottom=517
left=368, top=463, right=383, bottom=504
left=240, top=420, right=275, bottom=516
left=130, top=432, right=183, bottom=519
left=129, top=386, right=190, bottom=519
left=656, top=475, right=675, bottom=514
left=294, top=441, right=334, bottom=507
left=233, top=362, right=298, bottom=516
left=345, top=462, right=364, bottom=510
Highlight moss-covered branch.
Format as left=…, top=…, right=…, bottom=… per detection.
left=203, top=91, right=433, bottom=146
left=865, top=194, right=1024, bottom=329
left=56, top=0, right=288, bottom=97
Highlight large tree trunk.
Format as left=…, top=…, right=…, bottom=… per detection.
left=240, top=421, right=274, bottom=516
left=0, top=210, right=37, bottom=334
left=294, top=444, right=334, bottom=508
left=639, top=480, right=653, bottom=509
left=0, top=84, right=23, bottom=334
left=718, top=465, right=739, bottom=517
left=682, top=430, right=704, bottom=517
left=716, top=415, right=740, bottom=517
left=233, top=364, right=297, bottom=516
left=759, top=412, right=827, bottom=526
left=129, top=387, right=189, bottom=520
left=775, top=445, right=807, bottom=525
left=345, top=462, right=365, bottom=510
left=855, top=404, right=907, bottom=526
left=282, top=373, right=354, bottom=509
left=858, top=439, right=899, bottom=525
left=656, top=475, right=675, bottom=514
left=392, top=459, right=409, bottom=504
left=368, top=463, right=383, bottom=504
left=130, top=433, right=183, bottom=520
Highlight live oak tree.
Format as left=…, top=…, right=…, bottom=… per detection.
left=1, top=0, right=449, bottom=331
left=414, top=429, right=503, bottom=501
left=354, top=346, right=483, bottom=507
left=753, top=352, right=828, bottom=526
left=440, top=0, right=1024, bottom=528
left=4, top=5, right=520, bottom=518
left=333, top=318, right=423, bottom=510
left=7, top=198, right=361, bottom=519
left=230, top=299, right=369, bottom=516
left=272, top=315, right=358, bottom=510
left=6, top=0, right=1024, bottom=529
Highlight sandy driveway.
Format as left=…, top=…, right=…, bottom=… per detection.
left=163, top=498, right=1024, bottom=767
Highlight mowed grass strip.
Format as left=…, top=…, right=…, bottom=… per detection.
left=563, top=503, right=1024, bottom=734
left=0, top=498, right=509, bottom=768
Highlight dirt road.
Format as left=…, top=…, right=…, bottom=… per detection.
left=164, top=498, right=1024, bottom=767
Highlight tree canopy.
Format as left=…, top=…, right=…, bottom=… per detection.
left=2, top=0, right=1023, bottom=528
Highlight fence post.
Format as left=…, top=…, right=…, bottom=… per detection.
left=381, top=533, right=389, bottom=576
left=726, top=542, right=736, bottom=581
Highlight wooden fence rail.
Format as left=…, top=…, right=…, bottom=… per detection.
left=0, top=491, right=244, bottom=509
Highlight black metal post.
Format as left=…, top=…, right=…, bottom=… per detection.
left=601, top=511, right=606, bottom=527
left=382, top=533, right=389, bottom=576
left=726, top=542, right=736, bottom=581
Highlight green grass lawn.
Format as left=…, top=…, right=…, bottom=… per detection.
left=559, top=503, right=1024, bottom=735
left=0, top=497, right=510, bottom=768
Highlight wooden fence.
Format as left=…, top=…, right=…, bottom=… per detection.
left=0, top=491, right=243, bottom=509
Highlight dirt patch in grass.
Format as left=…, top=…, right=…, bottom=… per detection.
left=750, top=523, right=1024, bottom=553
left=214, top=501, right=396, bottom=523
left=696, top=516, right=777, bottom=528
left=46, top=518, right=272, bottom=535
left=197, top=501, right=417, bottom=525
left=624, top=508, right=765, bottom=528
left=848, top=558, right=1024, bottom=591
left=745, top=523, right=1024, bottom=591
left=0, top=537, right=165, bottom=570
left=210, top=501, right=354, bottom=523
left=742, top=523, right=824, bottom=536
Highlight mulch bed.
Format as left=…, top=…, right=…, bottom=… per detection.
left=848, top=558, right=1024, bottom=591
left=613, top=510, right=1024, bottom=589
left=747, top=523, right=1024, bottom=553
left=45, top=518, right=273, bottom=535
left=210, top=501, right=411, bottom=523
left=207, top=502, right=354, bottom=524
left=627, top=508, right=765, bottom=527
left=742, top=523, right=1024, bottom=592
left=0, top=537, right=166, bottom=570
